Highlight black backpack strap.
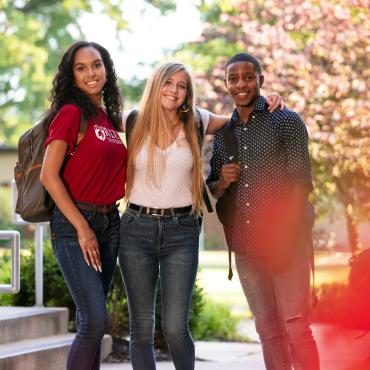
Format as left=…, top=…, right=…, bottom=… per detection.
left=195, top=107, right=204, bottom=147
left=125, top=109, right=139, bottom=144
left=227, top=244, right=233, bottom=281
left=222, top=119, right=238, bottom=164
left=195, top=107, right=213, bottom=213
left=220, top=120, right=238, bottom=280
left=202, top=187, right=213, bottom=213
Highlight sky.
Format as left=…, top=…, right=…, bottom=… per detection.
left=80, top=0, right=203, bottom=80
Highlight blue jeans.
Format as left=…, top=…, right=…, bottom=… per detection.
left=50, top=206, right=120, bottom=370
left=118, top=207, right=200, bottom=370
left=235, top=238, right=320, bottom=370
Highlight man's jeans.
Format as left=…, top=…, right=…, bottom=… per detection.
left=235, top=239, right=320, bottom=370
left=50, top=206, right=120, bottom=370
left=118, top=207, right=200, bottom=370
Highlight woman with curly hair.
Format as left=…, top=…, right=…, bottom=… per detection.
left=40, top=41, right=126, bottom=370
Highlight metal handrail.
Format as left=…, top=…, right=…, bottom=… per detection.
left=0, top=230, right=20, bottom=294
left=12, top=179, right=47, bottom=306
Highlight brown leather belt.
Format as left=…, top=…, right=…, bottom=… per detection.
left=76, top=202, right=118, bottom=214
left=128, top=203, right=192, bottom=216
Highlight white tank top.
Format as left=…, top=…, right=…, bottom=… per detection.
left=123, top=109, right=210, bottom=208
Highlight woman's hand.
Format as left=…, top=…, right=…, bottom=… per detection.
left=265, top=93, right=285, bottom=112
left=77, top=227, right=102, bottom=272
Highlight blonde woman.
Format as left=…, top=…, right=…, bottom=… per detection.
left=118, top=62, right=283, bottom=370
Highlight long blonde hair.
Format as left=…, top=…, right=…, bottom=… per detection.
left=125, top=62, right=203, bottom=213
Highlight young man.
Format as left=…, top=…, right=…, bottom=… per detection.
left=207, top=53, right=320, bottom=370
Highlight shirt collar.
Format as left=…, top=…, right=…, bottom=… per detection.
left=231, top=96, right=268, bottom=124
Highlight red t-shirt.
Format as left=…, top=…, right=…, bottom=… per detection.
left=45, top=104, right=127, bottom=205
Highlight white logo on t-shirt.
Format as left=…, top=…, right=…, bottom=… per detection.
left=94, top=125, right=106, bottom=141
left=93, top=124, right=122, bottom=144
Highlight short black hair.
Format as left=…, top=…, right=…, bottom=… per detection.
left=225, top=53, right=262, bottom=75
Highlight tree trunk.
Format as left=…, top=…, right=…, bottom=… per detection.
left=344, top=203, right=361, bottom=255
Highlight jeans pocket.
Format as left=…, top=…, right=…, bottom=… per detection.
left=121, top=210, right=136, bottom=224
left=175, top=214, right=200, bottom=233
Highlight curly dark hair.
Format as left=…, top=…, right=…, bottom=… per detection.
left=44, top=41, right=122, bottom=131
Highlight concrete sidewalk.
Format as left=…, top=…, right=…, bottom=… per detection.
left=101, top=323, right=370, bottom=370
left=102, top=341, right=264, bottom=370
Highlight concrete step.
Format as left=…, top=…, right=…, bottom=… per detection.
left=0, top=306, right=69, bottom=344
left=0, top=333, right=112, bottom=370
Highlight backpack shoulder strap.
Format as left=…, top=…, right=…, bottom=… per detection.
left=220, top=119, right=238, bottom=280
left=222, top=120, right=238, bottom=163
left=194, top=107, right=204, bottom=148
left=203, top=180, right=213, bottom=213
left=125, top=109, right=139, bottom=144
left=76, top=114, right=88, bottom=145
left=195, top=107, right=213, bottom=213
left=70, top=113, right=89, bottom=156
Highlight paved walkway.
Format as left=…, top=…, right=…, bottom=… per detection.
left=101, top=323, right=370, bottom=370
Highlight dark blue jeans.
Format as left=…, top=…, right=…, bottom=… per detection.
left=50, top=206, right=120, bottom=370
left=118, top=207, right=201, bottom=370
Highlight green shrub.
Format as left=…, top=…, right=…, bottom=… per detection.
left=0, top=246, right=14, bottom=305
left=106, top=268, right=129, bottom=338
left=0, top=251, right=13, bottom=305
left=194, top=299, right=241, bottom=341
left=0, top=251, right=11, bottom=283
left=189, top=275, right=206, bottom=337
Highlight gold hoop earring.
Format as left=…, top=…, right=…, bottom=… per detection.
left=179, top=102, right=190, bottom=113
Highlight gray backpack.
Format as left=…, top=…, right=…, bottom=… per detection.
left=14, top=115, right=87, bottom=222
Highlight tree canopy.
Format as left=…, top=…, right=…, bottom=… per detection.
left=0, top=0, right=171, bottom=145
left=175, top=0, right=370, bottom=253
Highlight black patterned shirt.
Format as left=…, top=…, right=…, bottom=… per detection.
left=207, top=96, right=313, bottom=256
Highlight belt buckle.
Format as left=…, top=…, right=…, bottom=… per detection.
left=149, top=207, right=165, bottom=216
